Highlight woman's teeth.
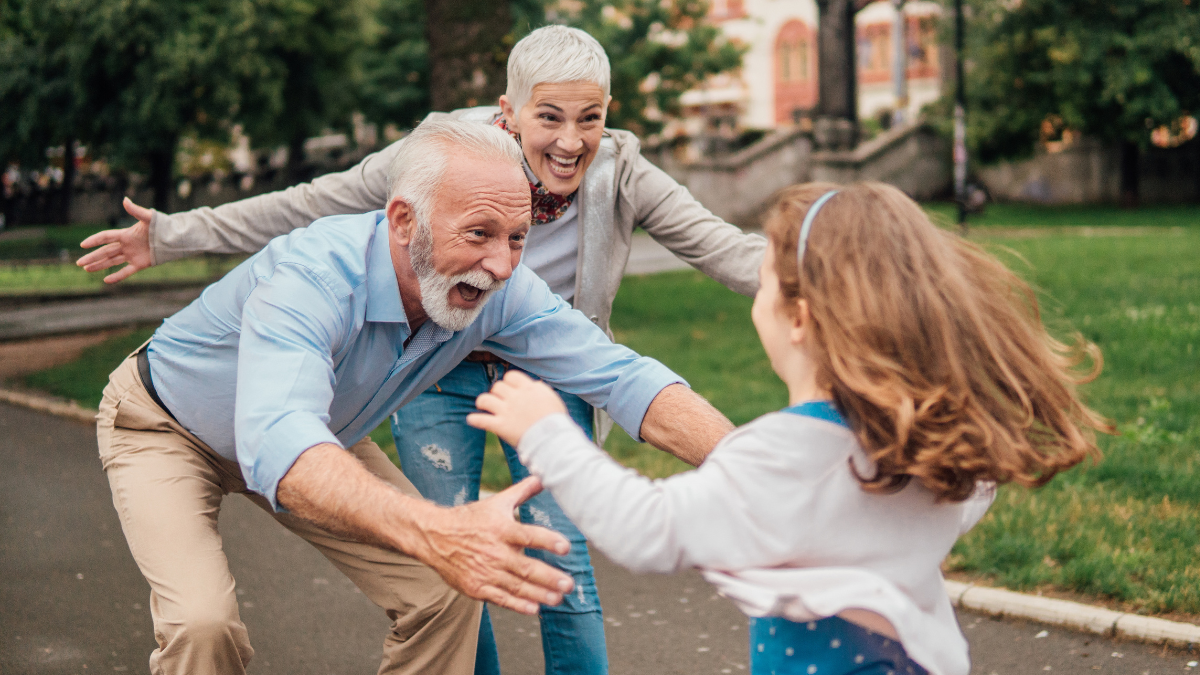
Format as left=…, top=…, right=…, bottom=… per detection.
left=547, top=154, right=579, bottom=173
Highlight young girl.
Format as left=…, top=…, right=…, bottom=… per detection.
left=467, top=182, right=1109, bottom=675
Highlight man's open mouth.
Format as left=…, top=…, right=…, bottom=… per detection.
left=456, top=282, right=484, bottom=303
left=546, top=153, right=581, bottom=177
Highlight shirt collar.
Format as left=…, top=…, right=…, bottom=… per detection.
left=781, top=400, right=849, bottom=428
left=365, top=211, right=407, bottom=324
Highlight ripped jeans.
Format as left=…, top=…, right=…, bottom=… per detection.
left=390, top=359, right=608, bottom=675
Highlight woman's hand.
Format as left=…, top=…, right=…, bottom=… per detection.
left=467, top=370, right=567, bottom=447
left=77, top=197, right=155, bottom=283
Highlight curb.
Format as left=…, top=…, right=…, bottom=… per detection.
left=0, top=387, right=97, bottom=425
left=946, top=580, right=1200, bottom=647
left=3, top=385, right=1199, bottom=647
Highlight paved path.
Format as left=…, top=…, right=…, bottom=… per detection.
left=3, top=402, right=1197, bottom=674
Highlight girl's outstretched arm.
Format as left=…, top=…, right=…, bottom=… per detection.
left=468, top=372, right=779, bottom=574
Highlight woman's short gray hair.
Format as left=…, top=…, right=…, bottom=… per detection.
left=386, top=119, right=525, bottom=224
left=506, top=25, right=611, bottom=114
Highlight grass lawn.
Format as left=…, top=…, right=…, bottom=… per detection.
left=12, top=203, right=1200, bottom=616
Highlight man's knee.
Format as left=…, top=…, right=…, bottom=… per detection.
left=155, top=595, right=249, bottom=657
left=386, top=580, right=479, bottom=643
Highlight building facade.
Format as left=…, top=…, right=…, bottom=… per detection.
left=674, top=0, right=944, bottom=139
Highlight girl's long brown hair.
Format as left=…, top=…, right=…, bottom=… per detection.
left=765, top=182, right=1111, bottom=502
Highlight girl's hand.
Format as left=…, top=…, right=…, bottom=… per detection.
left=468, top=371, right=567, bottom=447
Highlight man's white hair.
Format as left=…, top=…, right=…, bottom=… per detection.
left=506, top=25, right=611, bottom=115
left=386, top=119, right=524, bottom=224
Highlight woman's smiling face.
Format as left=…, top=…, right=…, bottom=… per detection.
left=500, top=81, right=609, bottom=196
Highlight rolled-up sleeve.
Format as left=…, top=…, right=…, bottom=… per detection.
left=483, top=272, right=686, bottom=441
left=234, top=262, right=351, bottom=510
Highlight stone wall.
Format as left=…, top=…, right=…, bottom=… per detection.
left=647, top=120, right=950, bottom=228
left=977, top=137, right=1200, bottom=205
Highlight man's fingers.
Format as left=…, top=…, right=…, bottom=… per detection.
left=123, top=196, right=154, bottom=223
left=477, top=585, right=541, bottom=616
left=507, top=520, right=571, bottom=557
left=502, top=540, right=574, bottom=595
left=103, top=263, right=141, bottom=285
left=497, top=476, right=543, bottom=509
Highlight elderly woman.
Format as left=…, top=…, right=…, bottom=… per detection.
left=79, top=25, right=764, bottom=675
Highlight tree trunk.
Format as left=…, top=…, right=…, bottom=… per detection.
left=148, top=147, right=174, bottom=212
left=287, top=134, right=308, bottom=184
left=425, top=0, right=511, bottom=112
left=1119, top=141, right=1139, bottom=209
left=58, top=138, right=76, bottom=225
left=814, top=0, right=859, bottom=149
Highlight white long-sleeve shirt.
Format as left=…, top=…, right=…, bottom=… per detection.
left=516, top=407, right=994, bottom=675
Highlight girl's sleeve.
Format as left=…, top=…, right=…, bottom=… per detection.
left=517, top=413, right=793, bottom=573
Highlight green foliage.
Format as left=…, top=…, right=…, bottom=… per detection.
left=1, top=0, right=376, bottom=205
left=22, top=327, right=157, bottom=408
left=944, top=0, right=1200, bottom=164
left=547, top=0, right=745, bottom=136
left=357, top=0, right=430, bottom=131
left=0, top=0, right=88, bottom=166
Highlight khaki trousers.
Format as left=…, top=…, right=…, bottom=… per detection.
left=96, top=353, right=481, bottom=675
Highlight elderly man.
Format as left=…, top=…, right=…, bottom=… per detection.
left=80, top=25, right=763, bottom=675
left=96, top=120, right=732, bottom=675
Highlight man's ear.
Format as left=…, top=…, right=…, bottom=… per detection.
left=789, top=299, right=810, bottom=346
left=386, top=197, right=418, bottom=247
left=498, top=95, right=520, bottom=135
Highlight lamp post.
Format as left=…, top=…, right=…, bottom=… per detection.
left=953, top=0, right=967, bottom=229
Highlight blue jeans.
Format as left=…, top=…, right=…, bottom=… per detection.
left=390, top=360, right=608, bottom=675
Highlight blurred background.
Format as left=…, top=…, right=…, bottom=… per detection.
left=1, top=0, right=1197, bottom=233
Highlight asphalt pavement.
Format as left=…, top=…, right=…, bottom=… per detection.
left=3, top=401, right=1198, bottom=674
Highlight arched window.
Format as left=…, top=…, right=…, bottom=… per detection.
left=774, top=20, right=817, bottom=125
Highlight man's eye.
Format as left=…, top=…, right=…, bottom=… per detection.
left=470, top=229, right=487, bottom=238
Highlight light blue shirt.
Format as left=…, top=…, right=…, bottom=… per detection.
left=148, top=210, right=684, bottom=510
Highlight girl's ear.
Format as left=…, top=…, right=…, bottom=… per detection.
left=789, top=299, right=810, bottom=346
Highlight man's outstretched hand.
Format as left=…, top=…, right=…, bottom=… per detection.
left=414, top=476, right=575, bottom=615
left=77, top=197, right=154, bottom=283
left=278, top=444, right=575, bottom=616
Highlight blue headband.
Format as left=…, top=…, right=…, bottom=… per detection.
left=797, top=190, right=838, bottom=269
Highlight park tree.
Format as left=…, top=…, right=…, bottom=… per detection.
left=962, top=0, right=1200, bottom=206
left=237, top=0, right=375, bottom=182
left=0, top=0, right=91, bottom=222
left=2, top=0, right=375, bottom=212
left=358, top=0, right=431, bottom=131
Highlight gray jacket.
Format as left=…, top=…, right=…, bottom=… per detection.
left=149, top=107, right=765, bottom=333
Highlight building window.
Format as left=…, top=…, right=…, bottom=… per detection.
left=774, top=20, right=817, bottom=125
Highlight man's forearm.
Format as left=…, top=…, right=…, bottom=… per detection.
left=638, top=384, right=734, bottom=466
left=276, top=443, right=434, bottom=557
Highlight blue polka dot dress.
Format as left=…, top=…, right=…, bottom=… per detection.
left=749, top=616, right=929, bottom=675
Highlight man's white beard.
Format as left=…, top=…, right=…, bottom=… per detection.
left=410, top=222, right=505, bottom=332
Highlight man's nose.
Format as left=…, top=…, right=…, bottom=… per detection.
left=480, top=242, right=514, bottom=281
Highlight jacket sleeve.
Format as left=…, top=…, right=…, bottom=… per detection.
left=148, top=141, right=402, bottom=263
left=621, top=144, right=766, bottom=298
